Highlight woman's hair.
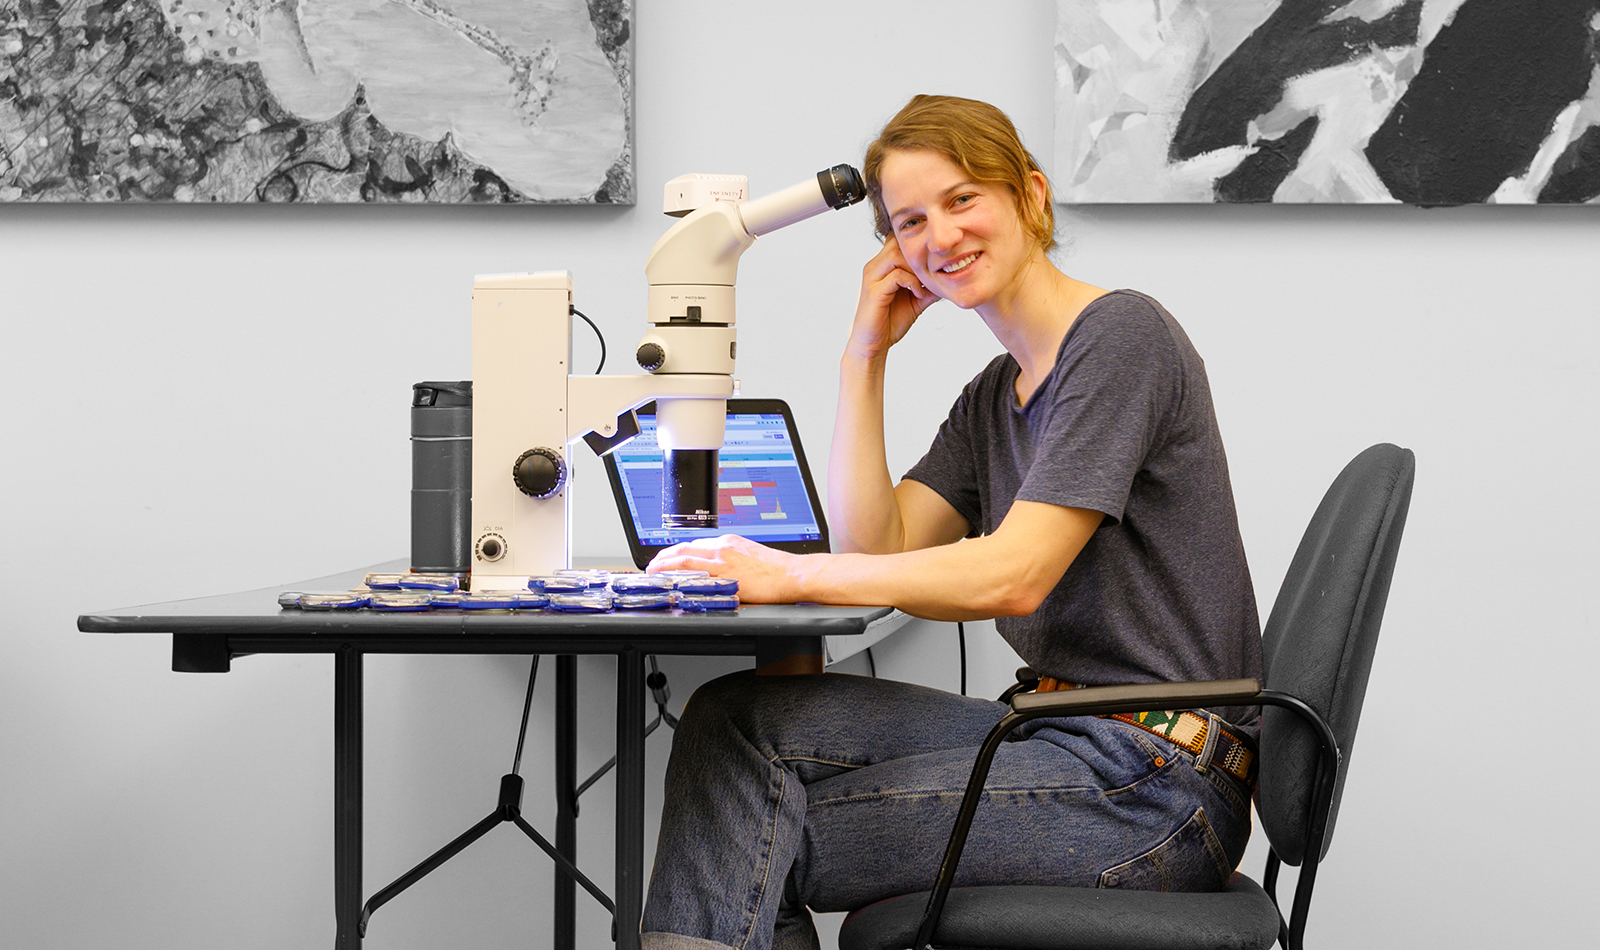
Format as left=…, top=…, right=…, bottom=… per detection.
left=863, top=95, right=1056, bottom=253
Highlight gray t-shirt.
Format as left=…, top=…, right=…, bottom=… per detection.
left=904, top=290, right=1262, bottom=727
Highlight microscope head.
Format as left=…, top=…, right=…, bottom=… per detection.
left=644, top=165, right=865, bottom=529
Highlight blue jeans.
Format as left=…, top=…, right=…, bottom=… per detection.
left=640, top=672, right=1253, bottom=950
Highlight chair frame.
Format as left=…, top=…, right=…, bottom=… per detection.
left=911, top=678, right=1342, bottom=950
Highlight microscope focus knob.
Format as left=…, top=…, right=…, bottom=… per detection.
left=513, top=447, right=566, bottom=499
left=636, top=342, right=666, bottom=372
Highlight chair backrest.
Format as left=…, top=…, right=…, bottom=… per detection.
left=1258, top=443, right=1415, bottom=866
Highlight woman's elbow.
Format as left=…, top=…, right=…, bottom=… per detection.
left=985, top=578, right=1052, bottom=618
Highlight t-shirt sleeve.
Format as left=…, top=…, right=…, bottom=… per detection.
left=1018, top=296, right=1183, bottom=525
left=902, top=372, right=987, bottom=536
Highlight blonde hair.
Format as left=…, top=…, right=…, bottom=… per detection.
left=863, top=95, right=1056, bottom=253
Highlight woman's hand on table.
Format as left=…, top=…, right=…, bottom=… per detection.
left=647, top=535, right=805, bottom=604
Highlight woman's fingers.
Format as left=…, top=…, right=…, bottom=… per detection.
left=648, top=536, right=736, bottom=573
left=872, top=266, right=930, bottom=303
left=864, top=237, right=918, bottom=284
left=848, top=238, right=937, bottom=361
left=648, top=544, right=711, bottom=572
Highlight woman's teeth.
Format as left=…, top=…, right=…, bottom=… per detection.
left=941, top=253, right=978, bottom=274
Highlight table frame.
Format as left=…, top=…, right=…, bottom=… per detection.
left=80, top=575, right=900, bottom=950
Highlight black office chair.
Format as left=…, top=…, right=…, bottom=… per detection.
left=839, top=443, right=1415, bottom=950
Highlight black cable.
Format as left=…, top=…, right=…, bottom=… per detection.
left=511, top=656, right=541, bottom=776
left=865, top=647, right=877, bottom=678
left=646, top=655, right=679, bottom=729
left=957, top=622, right=967, bottom=697
left=572, top=306, right=606, bottom=374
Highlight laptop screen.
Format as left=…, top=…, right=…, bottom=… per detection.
left=604, top=400, right=828, bottom=564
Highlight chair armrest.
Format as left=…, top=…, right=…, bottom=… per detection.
left=995, top=666, right=1040, bottom=703
left=1010, top=678, right=1262, bottom=718
left=908, top=676, right=1262, bottom=950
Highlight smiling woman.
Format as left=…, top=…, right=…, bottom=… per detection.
left=637, top=95, right=1265, bottom=950
left=863, top=95, right=1057, bottom=253
left=872, top=149, right=1047, bottom=319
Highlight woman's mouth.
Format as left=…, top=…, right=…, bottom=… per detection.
left=939, top=252, right=979, bottom=274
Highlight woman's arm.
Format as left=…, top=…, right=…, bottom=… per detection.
left=649, top=499, right=1103, bottom=621
left=827, top=238, right=955, bottom=554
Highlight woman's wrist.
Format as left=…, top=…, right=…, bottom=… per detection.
left=840, top=345, right=889, bottom=379
left=784, top=551, right=830, bottom=604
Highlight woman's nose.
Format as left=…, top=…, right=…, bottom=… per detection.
left=927, top=214, right=960, bottom=253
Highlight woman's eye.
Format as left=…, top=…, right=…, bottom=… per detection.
left=953, top=194, right=975, bottom=206
left=898, top=217, right=922, bottom=231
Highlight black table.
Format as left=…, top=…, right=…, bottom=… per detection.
left=78, top=562, right=905, bottom=950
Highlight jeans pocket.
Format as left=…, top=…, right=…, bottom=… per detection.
left=1096, top=807, right=1232, bottom=892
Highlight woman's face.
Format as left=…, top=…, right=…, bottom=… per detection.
left=878, top=148, right=1039, bottom=313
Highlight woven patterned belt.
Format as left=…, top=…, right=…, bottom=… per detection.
left=1034, top=679, right=1256, bottom=784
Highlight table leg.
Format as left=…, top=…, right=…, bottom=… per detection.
left=615, top=650, right=646, bottom=950
left=334, top=645, right=363, bottom=949
left=555, top=655, right=578, bottom=950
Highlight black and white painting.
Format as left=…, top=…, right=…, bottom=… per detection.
left=0, top=0, right=632, bottom=203
left=1055, top=0, right=1600, bottom=204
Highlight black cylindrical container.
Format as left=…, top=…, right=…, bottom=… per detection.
left=411, top=381, right=472, bottom=573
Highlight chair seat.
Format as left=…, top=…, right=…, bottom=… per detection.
left=838, top=877, right=1281, bottom=950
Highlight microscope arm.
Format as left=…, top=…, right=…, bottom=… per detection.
left=567, top=373, right=735, bottom=452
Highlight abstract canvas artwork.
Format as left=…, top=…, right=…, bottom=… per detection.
left=1054, top=0, right=1600, bottom=204
left=0, top=0, right=633, bottom=203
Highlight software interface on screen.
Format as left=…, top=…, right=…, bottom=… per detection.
left=613, top=411, right=824, bottom=548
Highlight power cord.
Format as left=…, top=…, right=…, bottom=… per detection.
left=511, top=656, right=541, bottom=775
left=957, top=621, right=967, bottom=697
left=571, top=306, right=606, bottom=374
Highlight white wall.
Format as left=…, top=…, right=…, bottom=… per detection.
left=2, top=1, right=1594, bottom=947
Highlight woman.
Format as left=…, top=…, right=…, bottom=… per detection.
left=640, top=95, right=1262, bottom=950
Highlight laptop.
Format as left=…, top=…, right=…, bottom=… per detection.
left=601, top=398, right=831, bottom=569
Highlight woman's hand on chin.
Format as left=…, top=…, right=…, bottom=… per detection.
left=847, top=237, right=938, bottom=364
left=647, top=535, right=806, bottom=604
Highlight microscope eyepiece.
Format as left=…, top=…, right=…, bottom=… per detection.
left=734, top=164, right=868, bottom=237
left=818, top=164, right=866, bottom=209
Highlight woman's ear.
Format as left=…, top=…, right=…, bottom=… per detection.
left=1027, top=169, right=1049, bottom=212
